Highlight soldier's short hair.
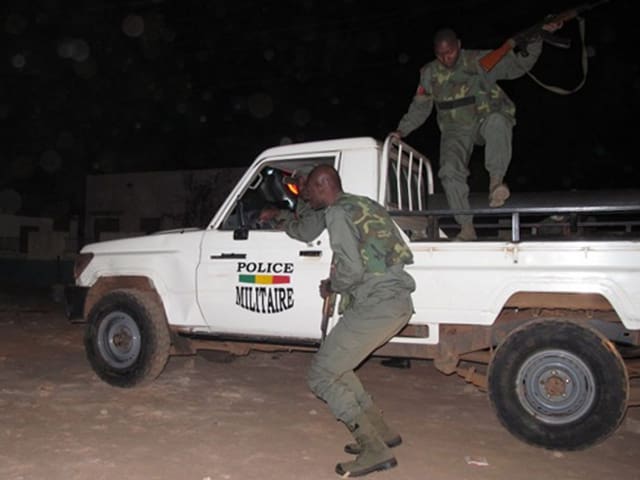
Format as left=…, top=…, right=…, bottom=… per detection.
left=433, top=28, right=458, bottom=46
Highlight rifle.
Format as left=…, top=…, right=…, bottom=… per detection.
left=479, top=0, right=610, bottom=72
left=320, top=291, right=336, bottom=342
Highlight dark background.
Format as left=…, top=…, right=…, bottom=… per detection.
left=1, top=0, right=637, bottom=225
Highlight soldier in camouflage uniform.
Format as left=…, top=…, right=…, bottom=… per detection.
left=392, top=24, right=562, bottom=240
left=304, top=165, right=415, bottom=477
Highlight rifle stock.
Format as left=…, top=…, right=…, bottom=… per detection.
left=479, top=39, right=517, bottom=72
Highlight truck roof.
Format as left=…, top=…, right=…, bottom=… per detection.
left=258, top=137, right=381, bottom=158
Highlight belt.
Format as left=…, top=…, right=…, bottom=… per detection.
left=437, top=96, right=476, bottom=110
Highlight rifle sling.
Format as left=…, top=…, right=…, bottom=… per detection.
left=525, top=16, right=588, bottom=95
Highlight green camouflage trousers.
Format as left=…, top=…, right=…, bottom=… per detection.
left=306, top=292, right=413, bottom=424
left=438, top=112, right=515, bottom=225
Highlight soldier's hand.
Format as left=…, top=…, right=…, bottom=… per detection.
left=259, top=206, right=280, bottom=223
left=542, top=20, right=563, bottom=32
left=389, top=131, right=402, bottom=139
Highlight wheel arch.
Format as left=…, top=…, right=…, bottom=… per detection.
left=493, top=291, right=640, bottom=347
left=85, top=276, right=166, bottom=322
left=503, top=291, right=615, bottom=312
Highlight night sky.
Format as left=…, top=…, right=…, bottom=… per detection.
left=1, top=0, right=637, bottom=224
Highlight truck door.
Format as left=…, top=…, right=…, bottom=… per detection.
left=196, top=157, right=336, bottom=340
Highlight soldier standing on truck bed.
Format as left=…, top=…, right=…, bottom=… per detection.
left=304, top=164, right=416, bottom=477
left=391, top=21, right=564, bottom=241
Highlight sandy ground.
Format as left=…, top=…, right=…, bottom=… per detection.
left=1, top=288, right=639, bottom=480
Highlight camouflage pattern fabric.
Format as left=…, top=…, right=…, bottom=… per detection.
left=397, top=40, right=542, bottom=136
left=428, top=50, right=515, bottom=129
left=324, top=193, right=413, bottom=304
left=340, top=193, right=413, bottom=273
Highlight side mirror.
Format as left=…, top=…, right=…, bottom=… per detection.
left=234, top=227, right=249, bottom=240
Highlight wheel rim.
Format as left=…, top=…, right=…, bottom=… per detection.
left=96, top=311, right=141, bottom=368
left=516, top=349, right=596, bottom=425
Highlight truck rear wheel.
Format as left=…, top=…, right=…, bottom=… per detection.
left=85, top=289, right=170, bottom=388
left=488, top=319, right=628, bottom=450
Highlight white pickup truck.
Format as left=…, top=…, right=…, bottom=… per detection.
left=66, top=135, right=640, bottom=452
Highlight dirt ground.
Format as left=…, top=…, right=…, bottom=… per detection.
left=1, top=288, right=639, bottom=480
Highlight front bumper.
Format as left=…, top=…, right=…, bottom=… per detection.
left=64, top=285, right=89, bottom=322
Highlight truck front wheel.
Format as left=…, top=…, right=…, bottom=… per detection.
left=84, top=289, right=171, bottom=388
left=488, top=319, right=628, bottom=450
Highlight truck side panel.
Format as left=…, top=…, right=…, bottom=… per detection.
left=407, top=241, right=640, bottom=332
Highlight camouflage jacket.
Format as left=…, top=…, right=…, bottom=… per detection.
left=326, top=193, right=415, bottom=307
left=397, top=39, right=542, bottom=135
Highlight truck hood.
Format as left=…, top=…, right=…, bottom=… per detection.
left=151, top=227, right=202, bottom=235
left=81, top=229, right=204, bottom=255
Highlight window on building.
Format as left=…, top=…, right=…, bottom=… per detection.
left=19, top=226, right=39, bottom=253
left=140, top=217, right=161, bottom=234
left=94, top=217, right=119, bottom=241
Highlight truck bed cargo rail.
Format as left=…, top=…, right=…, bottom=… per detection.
left=390, top=198, right=640, bottom=242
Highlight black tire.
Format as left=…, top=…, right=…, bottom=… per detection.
left=488, top=319, right=629, bottom=450
left=84, top=289, right=171, bottom=388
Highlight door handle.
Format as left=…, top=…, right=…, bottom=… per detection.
left=299, top=250, right=322, bottom=257
left=210, top=253, right=247, bottom=259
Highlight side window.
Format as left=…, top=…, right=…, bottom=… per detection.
left=221, top=166, right=294, bottom=230
left=219, top=156, right=336, bottom=231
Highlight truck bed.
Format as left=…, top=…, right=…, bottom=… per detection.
left=393, top=189, right=640, bottom=241
left=428, top=188, right=640, bottom=211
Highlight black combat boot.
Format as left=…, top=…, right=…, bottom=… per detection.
left=344, top=404, right=402, bottom=455
left=335, top=412, right=398, bottom=477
